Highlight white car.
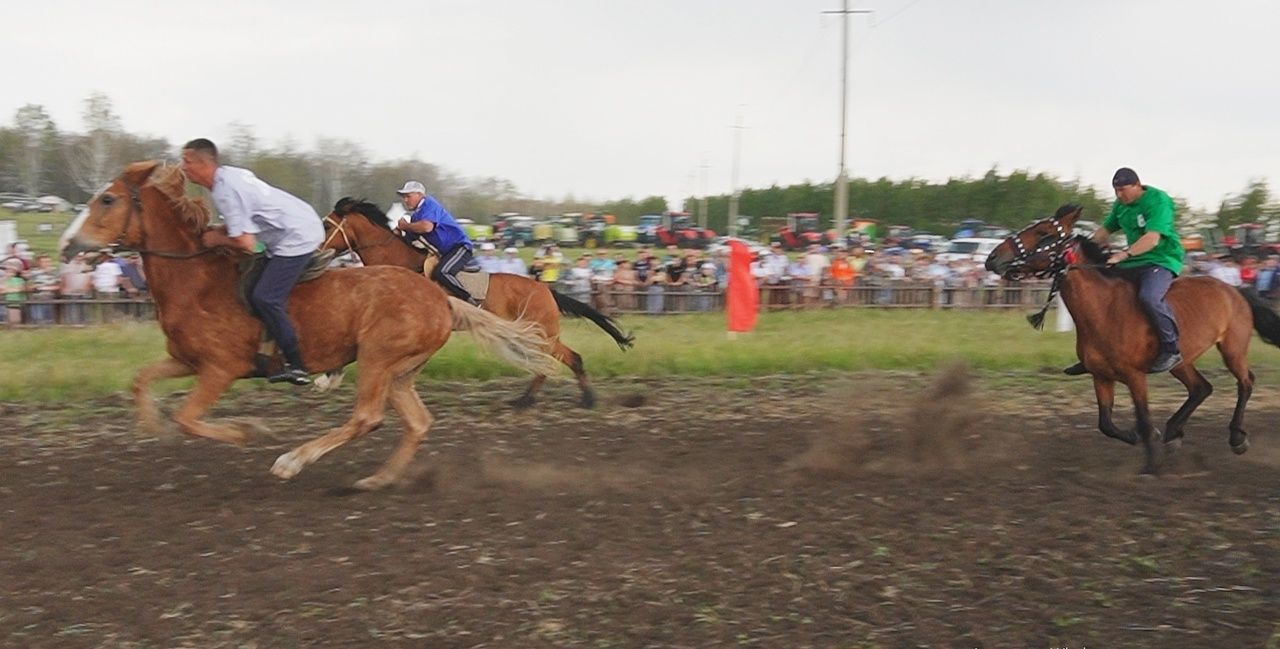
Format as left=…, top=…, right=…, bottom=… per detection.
left=936, top=237, right=1004, bottom=264
left=707, top=236, right=770, bottom=258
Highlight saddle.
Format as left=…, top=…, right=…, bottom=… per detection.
left=235, top=249, right=336, bottom=376
left=236, top=249, right=336, bottom=309
left=420, top=254, right=490, bottom=301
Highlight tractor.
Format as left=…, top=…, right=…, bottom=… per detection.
left=654, top=212, right=715, bottom=249
left=769, top=212, right=835, bottom=251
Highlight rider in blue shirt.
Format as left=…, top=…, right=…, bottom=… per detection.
left=394, top=181, right=477, bottom=304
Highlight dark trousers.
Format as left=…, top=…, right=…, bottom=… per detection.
left=1126, top=265, right=1180, bottom=351
left=433, top=245, right=476, bottom=302
left=249, top=253, right=312, bottom=369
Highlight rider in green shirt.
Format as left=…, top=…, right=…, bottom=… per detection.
left=1065, top=167, right=1185, bottom=376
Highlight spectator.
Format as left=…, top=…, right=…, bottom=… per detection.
left=567, top=255, right=593, bottom=303
left=646, top=267, right=668, bottom=314
left=26, top=254, right=60, bottom=324
left=634, top=248, right=654, bottom=284
left=1240, top=257, right=1258, bottom=286
left=60, top=251, right=94, bottom=324
left=2, top=243, right=30, bottom=274
left=476, top=242, right=503, bottom=273
left=694, top=259, right=718, bottom=311
left=538, top=253, right=561, bottom=286
left=829, top=247, right=856, bottom=303
left=3, top=264, right=25, bottom=324
left=1209, top=257, right=1243, bottom=287
left=92, top=256, right=125, bottom=299
left=499, top=247, right=528, bottom=276
left=1256, top=256, right=1280, bottom=300
left=611, top=259, right=640, bottom=311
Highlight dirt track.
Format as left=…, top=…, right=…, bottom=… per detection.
left=2, top=370, right=1278, bottom=648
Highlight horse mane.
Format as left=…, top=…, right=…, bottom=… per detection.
left=336, top=197, right=393, bottom=231
left=1076, top=237, right=1108, bottom=265
left=146, top=163, right=212, bottom=231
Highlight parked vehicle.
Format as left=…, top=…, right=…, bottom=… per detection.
left=655, top=212, right=715, bottom=249
left=767, top=213, right=834, bottom=251
left=637, top=214, right=663, bottom=245
left=499, top=216, right=539, bottom=247
left=936, top=237, right=1004, bottom=264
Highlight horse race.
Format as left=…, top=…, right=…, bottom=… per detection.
left=2, top=3, right=1278, bottom=648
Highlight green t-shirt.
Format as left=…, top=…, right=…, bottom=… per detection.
left=1101, top=185, right=1183, bottom=275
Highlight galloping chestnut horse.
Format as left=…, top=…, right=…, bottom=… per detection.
left=62, top=161, right=559, bottom=490
left=986, top=204, right=1280, bottom=474
left=321, top=198, right=634, bottom=408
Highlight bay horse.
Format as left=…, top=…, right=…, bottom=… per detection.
left=986, top=204, right=1280, bottom=474
left=321, top=197, right=634, bottom=408
left=62, top=161, right=560, bottom=490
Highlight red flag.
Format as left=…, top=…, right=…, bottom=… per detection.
left=726, top=240, right=759, bottom=332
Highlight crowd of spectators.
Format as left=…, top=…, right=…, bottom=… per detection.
left=7, top=238, right=1279, bottom=325
left=2, top=243, right=148, bottom=325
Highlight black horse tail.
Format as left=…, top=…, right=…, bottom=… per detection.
left=1239, top=287, right=1280, bottom=348
left=550, top=289, right=636, bottom=350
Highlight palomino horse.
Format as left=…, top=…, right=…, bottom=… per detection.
left=62, top=161, right=559, bottom=490
left=322, top=198, right=635, bottom=408
left=986, top=204, right=1280, bottom=474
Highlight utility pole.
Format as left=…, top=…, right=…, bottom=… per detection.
left=698, top=157, right=710, bottom=230
left=823, top=0, right=872, bottom=238
left=728, top=111, right=744, bottom=237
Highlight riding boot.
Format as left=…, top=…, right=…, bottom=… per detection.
left=1148, top=347, right=1183, bottom=374
left=269, top=348, right=312, bottom=386
left=1062, top=361, right=1089, bottom=376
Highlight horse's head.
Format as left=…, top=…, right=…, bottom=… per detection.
left=322, top=196, right=395, bottom=254
left=62, top=161, right=204, bottom=262
left=985, top=203, right=1083, bottom=280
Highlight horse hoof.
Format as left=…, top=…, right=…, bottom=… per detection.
left=231, top=417, right=272, bottom=441
left=353, top=475, right=391, bottom=491
left=1164, top=437, right=1183, bottom=452
left=271, top=452, right=304, bottom=480
left=1231, top=439, right=1249, bottom=455
left=509, top=396, right=535, bottom=409
left=580, top=393, right=597, bottom=409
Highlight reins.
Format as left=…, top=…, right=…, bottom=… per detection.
left=101, top=178, right=218, bottom=260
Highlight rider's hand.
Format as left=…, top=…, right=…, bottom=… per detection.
left=396, top=218, right=411, bottom=233
left=200, top=229, right=223, bottom=249
left=1106, top=249, right=1131, bottom=265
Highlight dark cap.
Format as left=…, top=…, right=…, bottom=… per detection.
left=1112, top=167, right=1140, bottom=187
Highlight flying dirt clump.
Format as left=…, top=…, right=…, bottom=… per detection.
left=788, top=363, right=1016, bottom=477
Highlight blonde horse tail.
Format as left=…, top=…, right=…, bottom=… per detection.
left=448, top=296, right=561, bottom=376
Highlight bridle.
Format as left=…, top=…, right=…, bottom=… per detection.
left=95, top=178, right=216, bottom=260
left=998, top=215, right=1079, bottom=282
left=997, top=215, right=1084, bottom=329
left=322, top=211, right=413, bottom=256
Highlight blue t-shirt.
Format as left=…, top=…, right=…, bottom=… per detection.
left=406, top=195, right=471, bottom=252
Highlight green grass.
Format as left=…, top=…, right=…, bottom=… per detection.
left=0, top=208, right=79, bottom=259
left=5, top=308, right=1280, bottom=402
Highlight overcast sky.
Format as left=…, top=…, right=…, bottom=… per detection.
left=3, top=0, right=1278, bottom=212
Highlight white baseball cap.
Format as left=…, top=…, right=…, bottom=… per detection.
left=504, top=247, right=519, bottom=254
left=396, top=181, right=426, bottom=195
left=480, top=242, right=496, bottom=251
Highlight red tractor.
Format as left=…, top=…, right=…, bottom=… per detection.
left=655, top=212, right=716, bottom=249
left=770, top=212, right=835, bottom=251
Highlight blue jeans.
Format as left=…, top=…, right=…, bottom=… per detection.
left=1125, top=265, right=1179, bottom=351
left=249, top=253, right=312, bottom=369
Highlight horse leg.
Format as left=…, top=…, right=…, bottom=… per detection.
left=271, top=367, right=393, bottom=481
left=1092, top=377, right=1135, bottom=445
left=554, top=340, right=594, bottom=408
left=1164, top=363, right=1212, bottom=449
left=132, top=357, right=194, bottom=436
left=353, top=375, right=434, bottom=491
left=1220, top=345, right=1253, bottom=454
left=1123, top=374, right=1163, bottom=475
left=171, top=370, right=251, bottom=445
left=510, top=375, right=545, bottom=409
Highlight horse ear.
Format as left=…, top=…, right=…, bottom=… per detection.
left=1053, top=203, right=1081, bottom=220
left=122, top=160, right=162, bottom=186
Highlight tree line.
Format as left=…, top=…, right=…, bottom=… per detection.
left=2, top=93, right=1275, bottom=235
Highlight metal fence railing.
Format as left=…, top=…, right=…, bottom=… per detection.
left=0, top=282, right=1053, bottom=327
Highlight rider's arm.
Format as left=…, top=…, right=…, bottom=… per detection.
left=201, top=227, right=258, bottom=253
left=399, top=218, right=435, bottom=234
